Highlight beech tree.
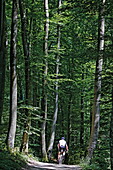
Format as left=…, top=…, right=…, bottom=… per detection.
left=41, top=0, right=49, bottom=161
left=0, top=0, right=6, bottom=125
left=6, top=0, right=18, bottom=151
left=87, top=0, right=106, bottom=161
left=47, top=0, right=62, bottom=157
left=19, top=0, right=31, bottom=154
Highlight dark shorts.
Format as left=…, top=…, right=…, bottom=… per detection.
left=59, top=147, right=66, bottom=152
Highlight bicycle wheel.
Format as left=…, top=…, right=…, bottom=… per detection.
left=58, top=154, right=63, bottom=164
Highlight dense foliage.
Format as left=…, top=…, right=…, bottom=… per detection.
left=0, top=0, right=113, bottom=169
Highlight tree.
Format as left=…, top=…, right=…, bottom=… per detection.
left=47, top=0, right=62, bottom=157
left=6, top=0, right=18, bottom=151
left=0, top=0, right=6, bottom=125
left=87, top=0, right=106, bottom=161
left=41, top=0, right=49, bottom=161
left=19, top=0, right=31, bottom=154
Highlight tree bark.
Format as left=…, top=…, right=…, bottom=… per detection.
left=41, top=0, right=49, bottom=161
left=47, top=0, right=61, bottom=157
left=87, top=0, right=105, bottom=161
left=0, top=0, right=6, bottom=125
left=19, top=0, right=30, bottom=154
left=6, top=0, right=18, bottom=151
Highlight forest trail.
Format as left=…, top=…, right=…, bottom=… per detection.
left=23, top=159, right=82, bottom=170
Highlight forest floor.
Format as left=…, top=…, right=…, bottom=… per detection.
left=0, top=149, right=82, bottom=170
left=22, top=159, right=82, bottom=170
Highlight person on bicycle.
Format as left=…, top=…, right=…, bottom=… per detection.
left=57, top=137, right=68, bottom=159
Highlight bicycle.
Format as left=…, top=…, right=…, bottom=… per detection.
left=58, top=149, right=66, bottom=164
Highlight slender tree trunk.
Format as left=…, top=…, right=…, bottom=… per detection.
left=87, top=0, right=105, bottom=161
left=32, top=20, right=39, bottom=107
left=47, top=0, right=61, bottom=157
left=41, top=0, right=49, bottom=161
left=67, top=52, right=74, bottom=149
left=0, top=0, right=6, bottom=125
left=19, top=0, right=30, bottom=154
left=6, top=0, right=18, bottom=151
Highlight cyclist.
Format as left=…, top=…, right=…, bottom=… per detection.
left=57, top=137, right=68, bottom=160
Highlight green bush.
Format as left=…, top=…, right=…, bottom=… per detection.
left=0, top=150, right=27, bottom=170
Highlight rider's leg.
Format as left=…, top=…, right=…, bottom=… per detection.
left=58, top=147, right=61, bottom=160
left=58, top=151, right=60, bottom=159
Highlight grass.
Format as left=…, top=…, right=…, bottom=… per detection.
left=0, top=149, right=27, bottom=170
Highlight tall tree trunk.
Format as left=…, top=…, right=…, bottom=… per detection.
left=47, top=0, right=61, bottom=157
left=0, top=0, right=6, bottom=125
left=6, top=0, right=18, bottom=151
left=67, top=52, right=74, bottom=149
left=41, top=0, right=49, bottom=161
left=87, top=0, right=105, bottom=161
left=19, top=0, right=30, bottom=154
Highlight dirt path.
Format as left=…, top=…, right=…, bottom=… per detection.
left=22, top=159, right=82, bottom=170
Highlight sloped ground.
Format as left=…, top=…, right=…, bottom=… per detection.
left=0, top=149, right=27, bottom=170
left=23, top=159, right=82, bottom=170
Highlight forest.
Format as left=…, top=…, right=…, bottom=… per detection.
left=0, top=0, right=113, bottom=169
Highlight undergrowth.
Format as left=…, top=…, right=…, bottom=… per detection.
left=0, top=149, right=28, bottom=170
